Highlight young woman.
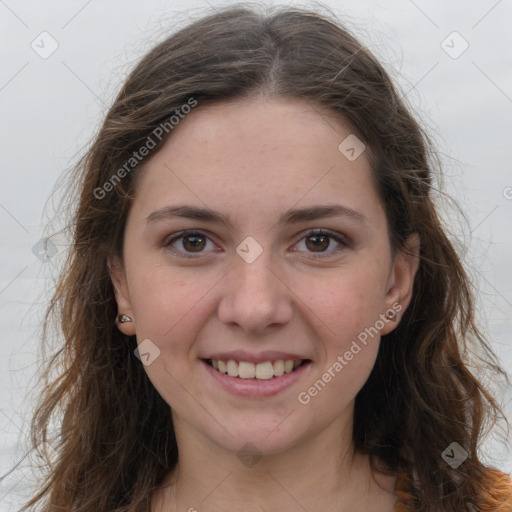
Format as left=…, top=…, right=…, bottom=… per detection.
left=23, top=4, right=511, bottom=511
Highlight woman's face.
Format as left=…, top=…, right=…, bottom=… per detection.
left=112, top=95, right=419, bottom=456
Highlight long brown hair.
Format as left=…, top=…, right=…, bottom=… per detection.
left=21, top=4, right=511, bottom=511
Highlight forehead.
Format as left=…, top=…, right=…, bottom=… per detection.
left=130, top=96, right=384, bottom=227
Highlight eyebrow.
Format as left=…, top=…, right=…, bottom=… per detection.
left=146, top=203, right=368, bottom=229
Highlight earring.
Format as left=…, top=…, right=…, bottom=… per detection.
left=385, top=309, right=397, bottom=320
left=118, top=314, right=133, bottom=323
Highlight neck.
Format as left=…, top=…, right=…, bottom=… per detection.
left=152, top=408, right=398, bottom=512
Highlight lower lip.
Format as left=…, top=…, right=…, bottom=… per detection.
left=201, top=360, right=312, bottom=398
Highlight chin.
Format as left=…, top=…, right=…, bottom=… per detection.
left=199, top=414, right=308, bottom=458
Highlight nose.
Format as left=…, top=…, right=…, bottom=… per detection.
left=217, top=249, right=294, bottom=335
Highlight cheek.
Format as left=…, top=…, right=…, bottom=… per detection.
left=126, top=259, right=210, bottom=341
left=126, top=265, right=213, bottom=409
left=291, top=265, right=386, bottom=405
left=296, top=272, right=384, bottom=410
left=296, top=263, right=388, bottom=341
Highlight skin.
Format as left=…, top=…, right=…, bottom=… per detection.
left=111, top=94, right=420, bottom=512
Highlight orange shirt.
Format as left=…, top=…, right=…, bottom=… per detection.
left=394, top=468, right=512, bottom=511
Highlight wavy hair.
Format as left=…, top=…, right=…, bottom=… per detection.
left=21, top=3, right=511, bottom=511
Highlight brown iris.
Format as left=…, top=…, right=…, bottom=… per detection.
left=182, top=234, right=206, bottom=252
left=306, top=234, right=329, bottom=252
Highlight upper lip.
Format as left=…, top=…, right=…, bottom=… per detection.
left=202, top=350, right=310, bottom=364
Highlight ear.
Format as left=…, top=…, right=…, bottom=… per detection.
left=109, top=255, right=136, bottom=336
left=380, top=233, right=420, bottom=335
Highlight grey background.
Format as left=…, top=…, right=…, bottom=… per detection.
left=1, top=0, right=511, bottom=508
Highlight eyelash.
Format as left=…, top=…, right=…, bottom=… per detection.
left=163, top=228, right=349, bottom=259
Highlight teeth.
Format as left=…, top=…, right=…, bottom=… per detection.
left=255, top=361, right=274, bottom=380
left=284, top=360, right=294, bottom=373
left=227, top=360, right=238, bottom=377
left=273, top=360, right=284, bottom=377
left=209, top=358, right=304, bottom=379
left=238, top=361, right=255, bottom=379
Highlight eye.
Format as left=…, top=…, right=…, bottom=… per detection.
left=163, top=228, right=349, bottom=259
left=293, top=228, right=349, bottom=258
left=163, top=231, right=218, bottom=259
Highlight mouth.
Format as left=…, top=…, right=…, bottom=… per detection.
left=203, top=358, right=311, bottom=380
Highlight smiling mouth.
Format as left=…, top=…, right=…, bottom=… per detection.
left=203, top=358, right=310, bottom=380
